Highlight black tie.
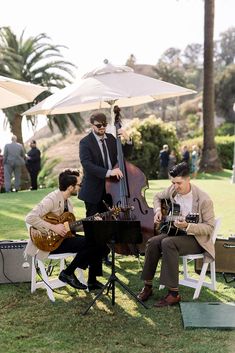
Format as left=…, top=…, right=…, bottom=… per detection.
left=101, top=139, right=109, bottom=169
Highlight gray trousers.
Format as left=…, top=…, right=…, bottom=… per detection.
left=4, top=163, right=22, bottom=192
left=141, top=233, right=203, bottom=288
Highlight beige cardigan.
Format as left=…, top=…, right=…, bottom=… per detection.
left=153, top=183, right=215, bottom=261
left=25, top=189, right=73, bottom=260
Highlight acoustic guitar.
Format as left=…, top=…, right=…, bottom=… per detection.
left=30, top=207, right=122, bottom=252
left=155, top=199, right=199, bottom=236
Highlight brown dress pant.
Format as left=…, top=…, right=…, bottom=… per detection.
left=141, top=233, right=203, bottom=288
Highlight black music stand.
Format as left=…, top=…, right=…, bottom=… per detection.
left=82, top=220, right=148, bottom=315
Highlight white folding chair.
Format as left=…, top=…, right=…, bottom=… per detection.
left=159, top=218, right=221, bottom=299
left=31, top=253, right=87, bottom=302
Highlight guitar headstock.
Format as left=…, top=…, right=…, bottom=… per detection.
left=185, top=213, right=199, bottom=224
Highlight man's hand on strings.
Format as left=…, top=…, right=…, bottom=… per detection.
left=51, top=223, right=67, bottom=237
left=154, top=210, right=162, bottom=224
left=110, top=168, right=123, bottom=179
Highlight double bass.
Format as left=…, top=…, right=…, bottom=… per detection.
left=105, top=106, right=154, bottom=255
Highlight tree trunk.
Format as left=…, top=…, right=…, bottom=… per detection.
left=200, top=0, right=222, bottom=172
left=10, top=113, right=30, bottom=189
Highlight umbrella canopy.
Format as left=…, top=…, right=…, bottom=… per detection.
left=23, top=62, right=196, bottom=116
left=0, top=75, right=47, bottom=109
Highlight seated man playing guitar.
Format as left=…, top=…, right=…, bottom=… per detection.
left=137, top=162, right=215, bottom=307
left=25, top=169, right=109, bottom=291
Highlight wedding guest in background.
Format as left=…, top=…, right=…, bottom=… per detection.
left=159, top=144, right=169, bottom=179
left=191, top=145, right=199, bottom=179
left=168, top=149, right=177, bottom=172
left=3, top=135, right=25, bottom=192
left=181, top=145, right=190, bottom=165
left=25, top=140, right=41, bottom=190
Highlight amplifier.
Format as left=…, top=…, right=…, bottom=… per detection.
left=0, top=240, right=32, bottom=284
left=195, top=237, right=235, bottom=274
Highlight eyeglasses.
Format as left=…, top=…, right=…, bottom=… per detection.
left=93, top=122, right=107, bottom=128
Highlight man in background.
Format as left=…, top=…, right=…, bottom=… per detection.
left=3, top=135, right=25, bottom=192
left=26, top=140, right=41, bottom=190
left=159, top=144, right=169, bottom=179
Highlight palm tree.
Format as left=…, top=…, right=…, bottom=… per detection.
left=200, top=0, right=222, bottom=171
left=0, top=27, right=83, bottom=144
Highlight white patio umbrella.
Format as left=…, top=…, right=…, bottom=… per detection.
left=23, top=62, right=196, bottom=117
left=0, top=75, right=47, bottom=109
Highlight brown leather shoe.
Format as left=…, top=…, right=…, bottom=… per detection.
left=154, top=293, right=181, bottom=307
left=137, top=286, right=153, bottom=302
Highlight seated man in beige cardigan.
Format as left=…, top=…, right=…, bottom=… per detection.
left=25, top=169, right=107, bottom=291
left=137, top=162, right=215, bottom=307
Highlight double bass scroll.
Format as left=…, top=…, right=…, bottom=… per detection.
left=105, top=105, right=154, bottom=255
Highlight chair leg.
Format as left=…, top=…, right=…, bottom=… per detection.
left=193, top=262, right=209, bottom=300
left=31, top=256, right=37, bottom=293
left=37, top=260, right=55, bottom=302
left=210, top=261, right=216, bottom=291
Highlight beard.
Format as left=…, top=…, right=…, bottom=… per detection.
left=94, top=129, right=106, bottom=136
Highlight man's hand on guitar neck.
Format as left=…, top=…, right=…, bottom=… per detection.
left=50, top=223, right=67, bottom=237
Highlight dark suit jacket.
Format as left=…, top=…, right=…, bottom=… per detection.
left=78, top=132, right=132, bottom=204
left=26, top=147, right=41, bottom=173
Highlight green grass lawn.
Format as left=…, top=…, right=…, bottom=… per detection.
left=0, top=172, right=235, bottom=353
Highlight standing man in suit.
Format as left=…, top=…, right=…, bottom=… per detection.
left=25, top=140, right=41, bottom=190
left=137, top=162, right=215, bottom=307
left=3, top=135, right=25, bottom=192
left=78, top=112, right=132, bottom=264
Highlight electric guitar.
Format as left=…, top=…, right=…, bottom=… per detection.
left=30, top=207, right=122, bottom=252
left=155, top=199, right=199, bottom=236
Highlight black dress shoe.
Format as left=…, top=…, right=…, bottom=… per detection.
left=59, top=270, right=87, bottom=290
left=88, top=280, right=104, bottom=291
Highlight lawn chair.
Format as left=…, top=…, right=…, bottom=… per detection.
left=31, top=253, right=87, bottom=302
left=159, top=218, right=221, bottom=299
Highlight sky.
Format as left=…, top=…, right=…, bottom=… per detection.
left=0, top=0, right=235, bottom=149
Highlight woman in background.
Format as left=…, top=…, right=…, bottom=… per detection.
left=191, top=145, right=199, bottom=179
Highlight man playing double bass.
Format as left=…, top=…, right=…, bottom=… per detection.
left=78, top=112, right=132, bottom=263
left=137, top=162, right=215, bottom=307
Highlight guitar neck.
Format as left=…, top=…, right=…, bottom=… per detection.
left=165, top=215, right=185, bottom=222
left=70, top=210, right=114, bottom=230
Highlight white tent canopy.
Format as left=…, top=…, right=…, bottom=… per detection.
left=0, top=75, right=47, bottom=109
left=23, top=63, right=196, bottom=116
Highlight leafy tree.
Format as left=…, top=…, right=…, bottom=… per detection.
left=183, top=43, right=203, bottom=68
left=216, top=27, right=235, bottom=66
left=0, top=27, right=83, bottom=144
left=215, top=64, right=235, bottom=122
left=200, top=0, right=222, bottom=172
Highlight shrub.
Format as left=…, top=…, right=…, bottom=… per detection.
left=38, top=156, right=61, bottom=188
left=127, top=115, right=179, bottom=179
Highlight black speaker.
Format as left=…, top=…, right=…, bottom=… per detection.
left=0, top=240, right=32, bottom=284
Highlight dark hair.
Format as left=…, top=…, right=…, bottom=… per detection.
left=30, top=140, right=36, bottom=144
left=90, top=112, right=107, bottom=124
left=59, top=169, right=80, bottom=191
left=169, top=162, right=190, bottom=178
